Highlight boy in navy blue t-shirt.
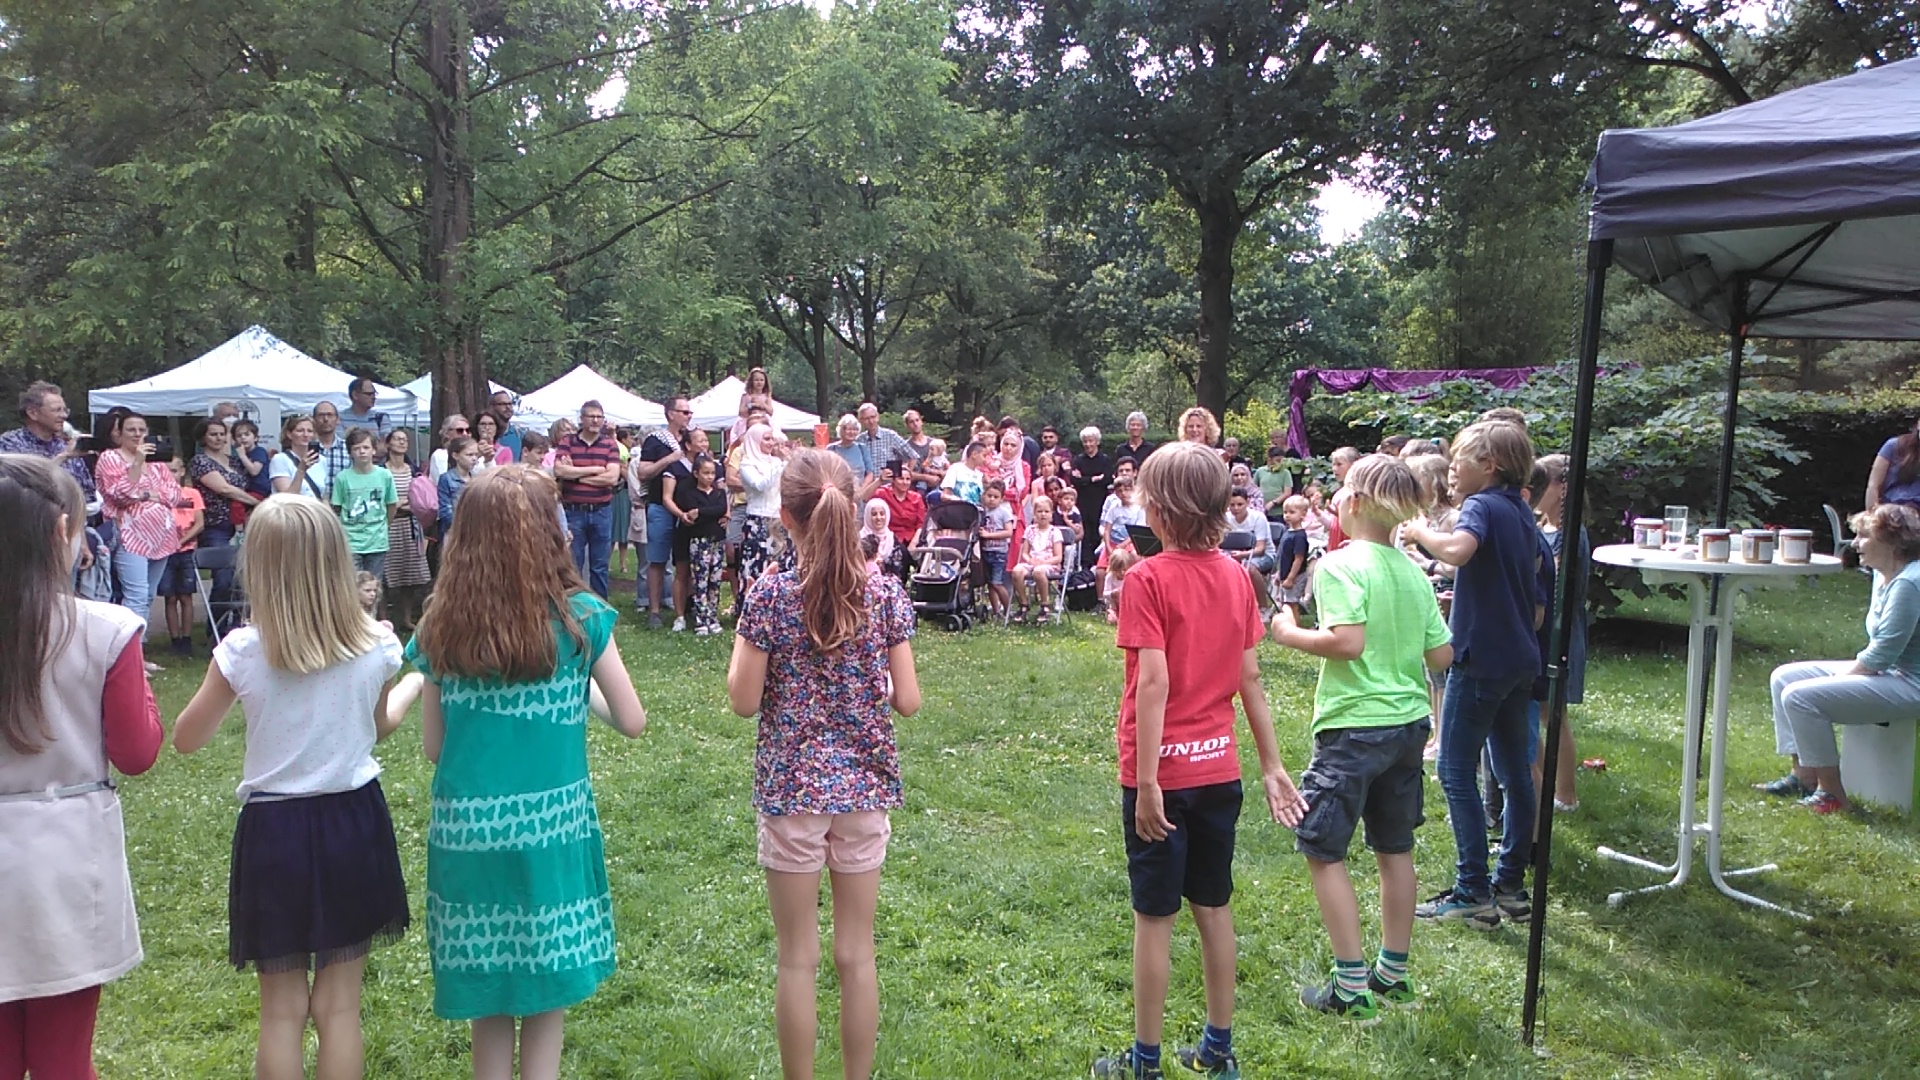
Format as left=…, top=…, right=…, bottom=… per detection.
left=1401, top=420, right=1543, bottom=928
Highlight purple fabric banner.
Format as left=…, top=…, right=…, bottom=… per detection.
left=1287, top=366, right=1548, bottom=458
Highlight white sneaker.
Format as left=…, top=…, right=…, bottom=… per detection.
left=694, top=625, right=710, bottom=637
left=142, top=661, right=162, bottom=675
left=671, top=617, right=687, bottom=632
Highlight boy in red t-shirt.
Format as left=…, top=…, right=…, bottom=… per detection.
left=1093, top=442, right=1307, bottom=1080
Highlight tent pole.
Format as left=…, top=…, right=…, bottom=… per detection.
left=1714, top=277, right=1749, bottom=528
left=1696, top=280, right=1749, bottom=773
left=1524, top=237, right=1611, bottom=1047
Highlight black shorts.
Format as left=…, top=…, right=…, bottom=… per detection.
left=1122, top=780, right=1243, bottom=917
left=1293, top=720, right=1430, bottom=863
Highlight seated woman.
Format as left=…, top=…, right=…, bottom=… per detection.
left=1757, top=503, right=1920, bottom=813
left=1865, top=416, right=1920, bottom=511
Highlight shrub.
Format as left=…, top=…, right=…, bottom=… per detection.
left=1334, top=356, right=1809, bottom=612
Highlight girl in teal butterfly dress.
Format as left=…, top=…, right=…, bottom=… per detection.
left=404, top=465, right=647, bottom=1080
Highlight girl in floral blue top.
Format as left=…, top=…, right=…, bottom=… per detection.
left=728, top=449, right=921, bottom=1080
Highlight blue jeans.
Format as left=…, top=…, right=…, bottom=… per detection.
left=644, top=501, right=677, bottom=566
left=1437, top=667, right=1535, bottom=900
left=200, top=525, right=238, bottom=636
left=112, top=548, right=167, bottom=627
left=566, top=503, right=613, bottom=599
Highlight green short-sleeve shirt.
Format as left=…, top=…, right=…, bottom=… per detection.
left=1253, top=463, right=1293, bottom=505
left=1308, top=540, right=1451, bottom=735
left=331, top=466, right=397, bottom=555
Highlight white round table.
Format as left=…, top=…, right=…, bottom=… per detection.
left=1590, top=543, right=1844, bottom=919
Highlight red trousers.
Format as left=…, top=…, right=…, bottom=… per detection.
left=0, top=985, right=101, bottom=1080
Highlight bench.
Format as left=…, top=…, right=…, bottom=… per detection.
left=1841, top=717, right=1918, bottom=813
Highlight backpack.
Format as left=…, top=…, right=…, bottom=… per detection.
left=409, top=470, right=439, bottom=527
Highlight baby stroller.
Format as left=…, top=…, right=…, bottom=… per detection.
left=910, top=498, right=982, bottom=631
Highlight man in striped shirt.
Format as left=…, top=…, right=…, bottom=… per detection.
left=553, top=399, right=623, bottom=598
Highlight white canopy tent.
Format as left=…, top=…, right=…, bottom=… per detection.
left=518, top=365, right=665, bottom=427
left=88, top=325, right=416, bottom=440
left=396, top=375, right=565, bottom=431
left=687, top=375, right=822, bottom=433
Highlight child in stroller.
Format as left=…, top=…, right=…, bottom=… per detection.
left=909, top=497, right=982, bottom=630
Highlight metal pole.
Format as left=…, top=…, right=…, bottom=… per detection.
left=1524, top=237, right=1611, bottom=1047
left=1697, top=280, right=1749, bottom=774
left=1714, top=277, right=1749, bottom=530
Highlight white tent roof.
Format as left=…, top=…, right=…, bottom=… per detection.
left=518, top=365, right=665, bottom=427
left=687, top=375, right=822, bottom=432
left=89, top=325, right=417, bottom=418
left=396, top=375, right=565, bottom=430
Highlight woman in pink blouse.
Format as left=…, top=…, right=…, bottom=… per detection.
left=93, top=412, right=180, bottom=630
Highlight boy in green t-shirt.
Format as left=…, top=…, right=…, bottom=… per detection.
left=1269, top=453, right=1453, bottom=1020
left=331, top=428, right=399, bottom=576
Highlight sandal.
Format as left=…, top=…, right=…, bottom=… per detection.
left=1011, top=606, right=1028, bottom=625
left=1754, top=774, right=1814, bottom=798
left=1798, top=790, right=1849, bottom=814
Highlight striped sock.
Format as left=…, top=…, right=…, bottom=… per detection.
left=1335, top=958, right=1370, bottom=998
left=1375, top=948, right=1409, bottom=985
left=1133, top=1041, right=1161, bottom=1077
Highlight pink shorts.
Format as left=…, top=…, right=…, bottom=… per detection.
left=757, top=810, right=892, bottom=874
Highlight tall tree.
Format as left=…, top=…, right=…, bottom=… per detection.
left=969, top=0, right=1365, bottom=418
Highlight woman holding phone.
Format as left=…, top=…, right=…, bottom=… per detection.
left=270, top=415, right=330, bottom=497
left=93, top=411, right=180, bottom=631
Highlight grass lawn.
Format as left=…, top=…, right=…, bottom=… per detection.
left=97, top=570, right=1920, bottom=1078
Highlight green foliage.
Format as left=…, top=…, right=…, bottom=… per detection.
left=1222, top=397, right=1286, bottom=451
left=1336, top=355, right=1810, bottom=610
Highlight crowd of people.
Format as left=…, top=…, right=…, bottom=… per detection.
left=5, top=363, right=1619, bottom=1080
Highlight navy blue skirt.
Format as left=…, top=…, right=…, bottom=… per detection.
left=229, top=778, right=411, bottom=973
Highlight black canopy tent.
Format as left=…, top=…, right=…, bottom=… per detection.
left=1528, top=57, right=1920, bottom=1044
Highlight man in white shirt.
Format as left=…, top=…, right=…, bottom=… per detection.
left=1223, top=488, right=1275, bottom=601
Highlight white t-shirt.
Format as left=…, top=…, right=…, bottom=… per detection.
left=1021, top=524, right=1062, bottom=566
left=268, top=451, right=331, bottom=499
left=940, top=461, right=985, bottom=506
left=1100, top=497, right=1145, bottom=550
left=213, top=623, right=403, bottom=801
left=1223, top=509, right=1271, bottom=549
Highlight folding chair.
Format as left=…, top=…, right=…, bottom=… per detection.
left=1049, top=525, right=1080, bottom=624
left=194, top=544, right=244, bottom=643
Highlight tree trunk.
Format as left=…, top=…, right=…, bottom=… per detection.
left=740, top=328, right=763, bottom=378
left=810, top=302, right=830, bottom=420
left=424, top=0, right=486, bottom=441
left=860, top=300, right=879, bottom=404
left=1193, top=193, right=1240, bottom=422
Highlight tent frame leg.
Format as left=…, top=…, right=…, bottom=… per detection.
left=1522, top=238, right=1611, bottom=1048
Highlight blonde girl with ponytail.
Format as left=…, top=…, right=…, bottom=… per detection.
left=727, top=448, right=921, bottom=1080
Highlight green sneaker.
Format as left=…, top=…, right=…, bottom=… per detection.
left=1300, top=973, right=1382, bottom=1022
left=1092, top=1048, right=1163, bottom=1080
left=1171, top=1044, right=1240, bottom=1079
left=1368, top=969, right=1420, bottom=1009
